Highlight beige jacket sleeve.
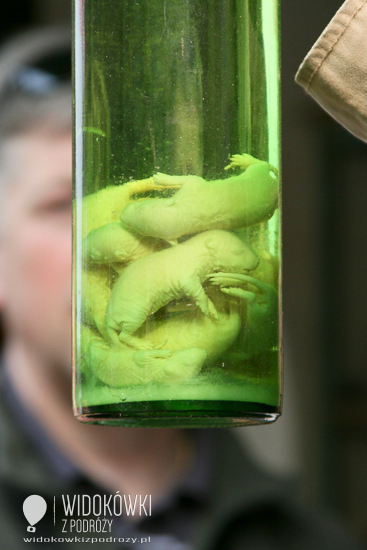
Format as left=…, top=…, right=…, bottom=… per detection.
left=296, top=0, right=367, bottom=142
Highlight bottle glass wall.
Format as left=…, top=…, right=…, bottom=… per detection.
left=73, top=0, right=281, bottom=427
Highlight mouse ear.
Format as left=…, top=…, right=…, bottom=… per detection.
left=205, top=237, right=218, bottom=250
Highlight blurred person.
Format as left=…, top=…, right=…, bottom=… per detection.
left=0, top=26, right=363, bottom=550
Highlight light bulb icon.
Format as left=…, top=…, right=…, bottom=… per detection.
left=23, top=495, right=47, bottom=532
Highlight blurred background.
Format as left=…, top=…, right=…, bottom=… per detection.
left=1, top=0, right=366, bottom=545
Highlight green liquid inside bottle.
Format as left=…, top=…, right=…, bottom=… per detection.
left=73, top=0, right=281, bottom=427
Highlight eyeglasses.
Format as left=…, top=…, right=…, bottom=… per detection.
left=5, top=48, right=71, bottom=97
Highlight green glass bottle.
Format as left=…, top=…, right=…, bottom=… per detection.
left=72, top=0, right=282, bottom=427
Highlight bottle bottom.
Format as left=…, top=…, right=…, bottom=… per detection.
left=74, top=400, right=281, bottom=427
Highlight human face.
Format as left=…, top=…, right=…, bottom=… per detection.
left=0, top=130, right=72, bottom=371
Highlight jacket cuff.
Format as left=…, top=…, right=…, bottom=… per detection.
left=296, top=0, right=367, bottom=142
